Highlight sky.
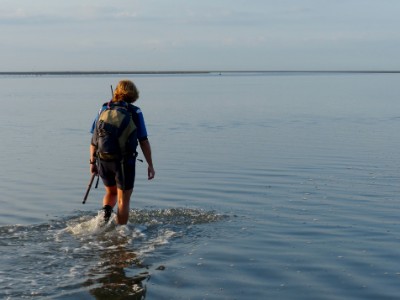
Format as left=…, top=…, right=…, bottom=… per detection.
left=1, top=0, right=400, bottom=71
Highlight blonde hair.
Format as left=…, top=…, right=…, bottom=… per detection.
left=113, top=80, right=139, bottom=103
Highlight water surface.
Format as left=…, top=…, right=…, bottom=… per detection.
left=1, top=72, right=400, bottom=299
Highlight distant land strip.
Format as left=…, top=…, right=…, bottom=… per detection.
left=1, top=70, right=400, bottom=76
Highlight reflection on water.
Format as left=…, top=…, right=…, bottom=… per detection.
left=68, top=213, right=148, bottom=299
left=0, top=208, right=225, bottom=299
left=86, top=245, right=149, bottom=300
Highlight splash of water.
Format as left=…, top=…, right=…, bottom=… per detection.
left=0, top=207, right=227, bottom=299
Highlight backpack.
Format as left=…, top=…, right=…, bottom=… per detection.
left=93, top=102, right=137, bottom=161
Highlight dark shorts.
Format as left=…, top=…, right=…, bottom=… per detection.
left=98, top=158, right=136, bottom=190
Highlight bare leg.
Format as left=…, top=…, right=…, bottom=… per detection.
left=103, top=185, right=118, bottom=208
left=116, top=188, right=133, bottom=225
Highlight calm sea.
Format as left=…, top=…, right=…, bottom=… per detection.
left=1, top=72, right=400, bottom=299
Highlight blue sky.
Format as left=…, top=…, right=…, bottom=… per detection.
left=1, top=0, right=400, bottom=71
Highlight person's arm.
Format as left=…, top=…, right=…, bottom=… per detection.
left=139, top=139, right=155, bottom=180
left=89, top=104, right=107, bottom=175
left=89, top=144, right=98, bottom=174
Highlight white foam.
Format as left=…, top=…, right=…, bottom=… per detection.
left=66, top=211, right=115, bottom=236
left=136, top=229, right=178, bottom=257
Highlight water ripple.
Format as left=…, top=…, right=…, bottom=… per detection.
left=0, top=208, right=227, bottom=299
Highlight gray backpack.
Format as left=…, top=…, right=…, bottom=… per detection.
left=92, top=102, right=137, bottom=161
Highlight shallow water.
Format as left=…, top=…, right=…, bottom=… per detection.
left=1, top=72, right=400, bottom=299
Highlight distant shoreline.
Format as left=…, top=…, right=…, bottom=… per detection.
left=1, top=70, right=400, bottom=76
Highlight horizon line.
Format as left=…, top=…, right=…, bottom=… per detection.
left=1, top=70, right=400, bottom=75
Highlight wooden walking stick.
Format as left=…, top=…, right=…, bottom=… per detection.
left=82, top=173, right=96, bottom=204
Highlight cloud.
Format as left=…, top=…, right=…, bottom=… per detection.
left=0, top=8, right=26, bottom=19
left=0, top=1, right=141, bottom=24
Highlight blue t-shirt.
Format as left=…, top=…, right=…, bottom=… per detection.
left=90, top=102, right=148, bottom=141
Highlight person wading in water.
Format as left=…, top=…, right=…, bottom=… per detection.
left=89, top=80, right=155, bottom=225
